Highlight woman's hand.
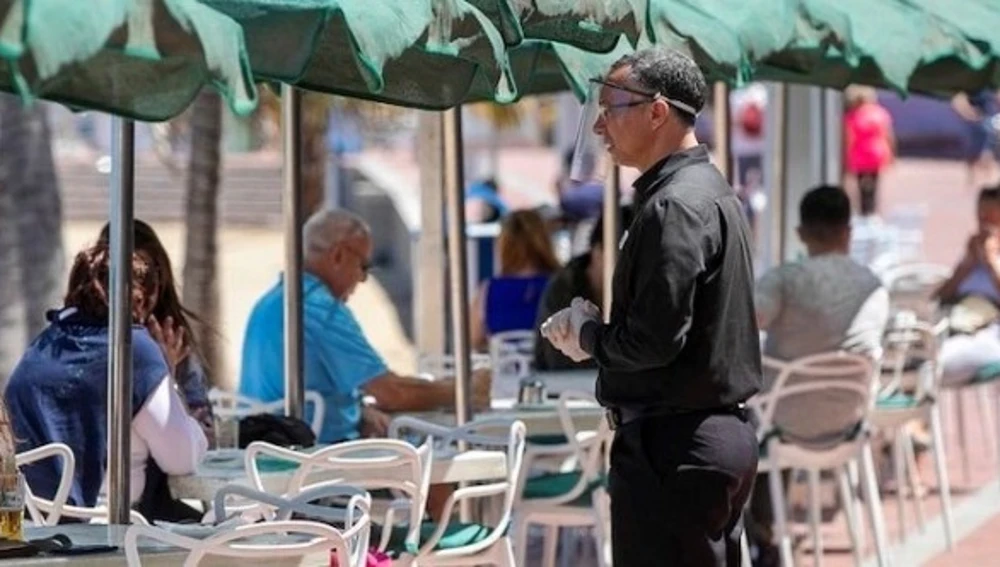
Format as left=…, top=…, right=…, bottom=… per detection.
left=147, top=315, right=190, bottom=374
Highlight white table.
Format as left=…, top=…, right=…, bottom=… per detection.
left=17, top=524, right=329, bottom=566
left=168, top=447, right=507, bottom=503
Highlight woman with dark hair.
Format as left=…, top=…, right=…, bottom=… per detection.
left=98, top=220, right=212, bottom=418
left=98, top=220, right=213, bottom=521
left=4, top=241, right=208, bottom=519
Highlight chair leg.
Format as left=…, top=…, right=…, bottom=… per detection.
left=976, top=385, right=998, bottom=471
left=901, top=429, right=926, bottom=532
left=740, top=530, right=753, bottom=567
left=513, top=518, right=531, bottom=567
left=837, top=465, right=864, bottom=567
left=930, top=407, right=956, bottom=550
left=495, top=537, right=517, bottom=567
left=769, top=466, right=795, bottom=567
left=892, top=434, right=907, bottom=542
left=807, top=468, right=824, bottom=567
left=860, top=443, right=893, bottom=567
left=542, top=525, right=559, bottom=567
left=847, top=460, right=865, bottom=552
left=956, top=390, right=971, bottom=485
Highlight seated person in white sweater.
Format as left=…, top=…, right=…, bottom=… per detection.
left=5, top=242, right=207, bottom=516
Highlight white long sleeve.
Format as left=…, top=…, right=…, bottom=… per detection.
left=133, top=374, right=209, bottom=476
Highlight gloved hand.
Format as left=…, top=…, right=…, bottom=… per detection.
left=540, top=298, right=601, bottom=362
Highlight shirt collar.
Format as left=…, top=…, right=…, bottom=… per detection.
left=632, top=144, right=712, bottom=202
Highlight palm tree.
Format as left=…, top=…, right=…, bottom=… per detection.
left=181, top=90, right=224, bottom=382
left=0, top=95, right=64, bottom=384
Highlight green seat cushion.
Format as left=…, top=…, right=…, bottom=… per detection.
left=973, top=361, right=1000, bottom=383
left=876, top=392, right=922, bottom=410
left=522, top=471, right=605, bottom=506
left=379, top=521, right=496, bottom=555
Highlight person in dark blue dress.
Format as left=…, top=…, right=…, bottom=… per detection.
left=470, top=209, right=561, bottom=351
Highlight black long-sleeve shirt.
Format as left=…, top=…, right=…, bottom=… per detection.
left=580, top=145, right=762, bottom=411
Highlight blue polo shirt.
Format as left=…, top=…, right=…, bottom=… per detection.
left=239, top=273, right=387, bottom=443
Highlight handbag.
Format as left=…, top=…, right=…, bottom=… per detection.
left=330, top=548, right=392, bottom=567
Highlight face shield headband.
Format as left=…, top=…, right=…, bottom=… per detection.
left=570, top=78, right=700, bottom=183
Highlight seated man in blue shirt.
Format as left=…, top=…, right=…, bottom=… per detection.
left=240, top=209, right=491, bottom=443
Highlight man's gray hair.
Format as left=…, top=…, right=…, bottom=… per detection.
left=302, top=209, right=370, bottom=258
left=610, top=47, right=707, bottom=126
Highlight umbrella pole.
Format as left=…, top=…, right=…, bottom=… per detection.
left=107, top=117, right=135, bottom=525
left=282, top=84, right=305, bottom=420
left=713, top=82, right=732, bottom=184
left=601, top=167, right=620, bottom=319
left=442, top=107, right=472, bottom=427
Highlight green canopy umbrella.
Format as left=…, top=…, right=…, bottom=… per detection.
left=204, top=0, right=655, bottom=110
left=203, top=0, right=520, bottom=109
left=754, top=0, right=1000, bottom=94
left=645, top=0, right=799, bottom=86
left=0, top=0, right=258, bottom=120
left=467, top=0, right=647, bottom=52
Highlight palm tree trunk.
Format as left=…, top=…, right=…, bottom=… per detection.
left=301, top=92, right=331, bottom=218
left=0, top=94, right=64, bottom=385
left=182, top=91, right=223, bottom=384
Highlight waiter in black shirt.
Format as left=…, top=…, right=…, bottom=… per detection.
left=542, top=47, right=762, bottom=566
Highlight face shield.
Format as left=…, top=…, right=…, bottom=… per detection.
left=570, top=78, right=700, bottom=183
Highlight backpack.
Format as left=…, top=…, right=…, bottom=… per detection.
left=238, top=413, right=317, bottom=448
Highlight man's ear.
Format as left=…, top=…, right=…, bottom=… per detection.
left=649, top=98, right=670, bottom=130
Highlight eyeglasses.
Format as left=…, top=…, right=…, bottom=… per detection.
left=341, top=245, right=372, bottom=274
left=590, top=79, right=700, bottom=119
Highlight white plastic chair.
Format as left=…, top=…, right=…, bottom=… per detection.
left=243, top=438, right=432, bottom=551
left=871, top=319, right=955, bottom=550
left=387, top=416, right=528, bottom=566
left=16, top=443, right=148, bottom=525
left=417, top=353, right=493, bottom=377
left=511, top=390, right=612, bottom=567
left=751, top=352, right=891, bottom=567
left=878, top=262, right=950, bottom=322
left=488, top=330, right=536, bottom=399
left=125, top=484, right=372, bottom=567
left=208, top=388, right=326, bottom=437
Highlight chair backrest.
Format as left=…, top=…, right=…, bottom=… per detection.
left=489, top=330, right=536, bottom=399
left=388, top=416, right=527, bottom=557
left=417, top=353, right=492, bottom=377
left=756, top=352, right=876, bottom=450
left=17, top=443, right=74, bottom=525
left=209, top=389, right=326, bottom=437
left=879, top=262, right=951, bottom=322
left=130, top=484, right=372, bottom=567
left=245, top=438, right=430, bottom=547
left=880, top=318, right=946, bottom=401
left=515, top=390, right=611, bottom=508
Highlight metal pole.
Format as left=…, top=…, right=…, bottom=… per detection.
left=442, top=107, right=472, bottom=426
left=771, top=84, right=789, bottom=262
left=713, top=82, right=732, bottom=184
left=107, top=117, right=135, bottom=525
left=282, top=84, right=304, bottom=419
left=601, top=167, right=620, bottom=321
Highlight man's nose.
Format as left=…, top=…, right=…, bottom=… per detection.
left=593, top=113, right=606, bottom=135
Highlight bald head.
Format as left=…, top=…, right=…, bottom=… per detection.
left=303, top=209, right=370, bottom=261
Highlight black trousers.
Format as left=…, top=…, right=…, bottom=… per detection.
left=609, top=410, right=759, bottom=566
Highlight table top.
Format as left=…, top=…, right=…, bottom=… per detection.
left=169, top=446, right=508, bottom=503
left=16, top=525, right=329, bottom=566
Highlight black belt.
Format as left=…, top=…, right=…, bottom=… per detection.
left=605, top=404, right=747, bottom=430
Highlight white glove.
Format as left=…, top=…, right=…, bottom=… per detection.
left=540, top=298, right=601, bottom=362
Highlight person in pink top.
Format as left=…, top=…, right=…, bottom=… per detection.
left=844, top=86, right=895, bottom=216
